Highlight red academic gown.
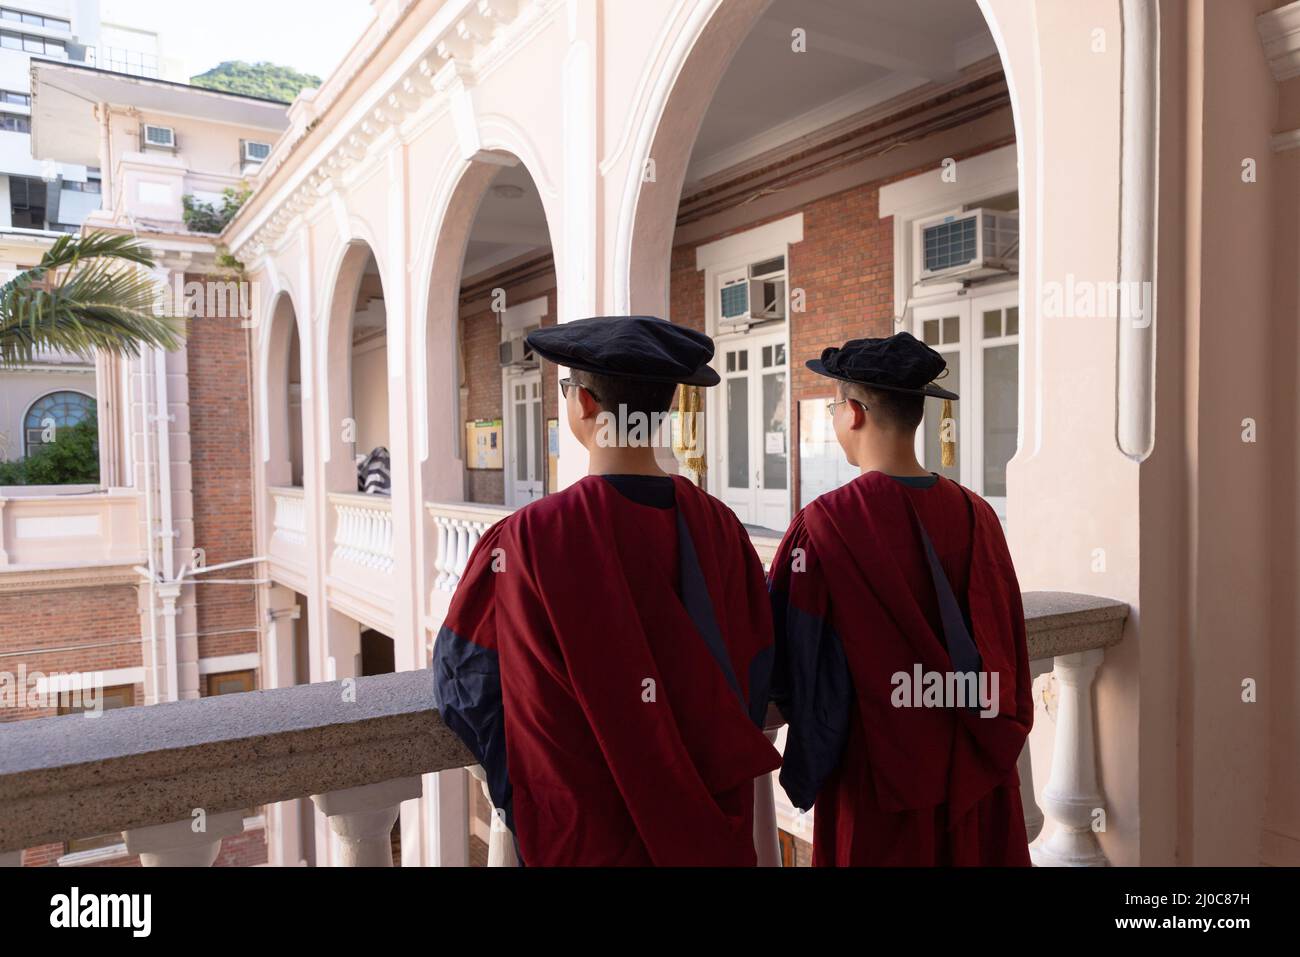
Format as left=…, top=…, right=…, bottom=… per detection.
left=768, top=471, right=1032, bottom=866
left=434, top=474, right=781, bottom=866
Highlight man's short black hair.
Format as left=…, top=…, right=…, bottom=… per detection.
left=571, top=370, right=677, bottom=418
left=843, top=382, right=925, bottom=432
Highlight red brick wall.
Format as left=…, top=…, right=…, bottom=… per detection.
left=0, top=584, right=140, bottom=723
left=184, top=285, right=259, bottom=662
left=668, top=142, right=1011, bottom=509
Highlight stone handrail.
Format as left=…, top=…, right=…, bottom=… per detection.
left=0, top=592, right=1126, bottom=865
left=0, top=670, right=472, bottom=857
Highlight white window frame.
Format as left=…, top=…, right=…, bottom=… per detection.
left=500, top=297, right=547, bottom=507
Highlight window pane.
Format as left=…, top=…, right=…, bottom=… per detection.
left=762, top=370, right=786, bottom=490
left=983, top=309, right=1002, bottom=339
left=532, top=399, right=542, bottom=483
left=727, top=377, right=748, bottom=487
left=942, top=315, right=959, bottom=343
left=923, top=361, right=960, bottom=482
left=774, top=342, right=786, bottom=366
left=1006, top=306, right=1019, bottom=336
left=922, top=319, right=940, bottom=345
left=982, top=344, right=1018, bottom=497
left=514, top=403, right=527, bottom=481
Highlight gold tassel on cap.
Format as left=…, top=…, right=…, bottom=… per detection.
left=940, top=397, right=956, bottom=468
left=674, top=384, right=707, bottom=484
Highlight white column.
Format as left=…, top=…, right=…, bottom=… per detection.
left=1032, top=649, right=1109, bottom=866
left=264, top=587, right=303, bottom=866
left=122, top=811, right=245, bottom=867
left=1020, top=657, right=1054, bottom=846
left=468, top=764, right=517, bottom=867
left=311, top=776, right=422, bottom=867
left=754, top=728, right=781, bottom=866
left=424, top=768, right=470, bottom=867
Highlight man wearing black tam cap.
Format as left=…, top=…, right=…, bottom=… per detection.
left=434, top=315, right=780, bottom=866
left=768, top=331, right=1033, bottom=866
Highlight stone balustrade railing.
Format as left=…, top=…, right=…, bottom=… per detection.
left=0, top=487, right=142, bottom=567
left=0, top=591, right=1126, bottom=867
left=330, top=492, right=395, bottom=573
left=426, top=501, right=514, bottom=592
left=269, top=486, right=306, bottom=547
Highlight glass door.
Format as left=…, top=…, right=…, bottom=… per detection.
left=504, top=370, right=542, bottom=506
left=716, top=329, right=789, bottom=529
left=912, top=288, right=1019, bottom=516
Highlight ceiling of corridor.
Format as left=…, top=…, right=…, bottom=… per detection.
left=460, top=0, right=996, bottom=281
left=688, top=0, right=995, bottom=185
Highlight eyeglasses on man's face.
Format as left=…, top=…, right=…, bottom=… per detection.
left=560, top=377, right=598, bottom=402
left=826, top=396, right=866, bottom=417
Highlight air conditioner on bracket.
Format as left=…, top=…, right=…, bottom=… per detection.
left=499, top=327, right=538, bottom=368
left=917, top=207, right=1018, bottom=285
left=718, top=259, right=786, bottom=331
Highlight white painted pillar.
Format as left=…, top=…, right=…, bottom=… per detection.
left=122, top=811, right=245, bottom=867
left=311, top=777, right=421, bottom=867
left=1020, top=657, right=1054, bottom=846
left=264, top=586, right=303, bottom=866
left=424, top=768, right=470, bottom=867
left=754, top=728, right=781, bottom=867
left=1032, top=649, right=1109, bottom=866
left=467, top=764, right=516, bottom=867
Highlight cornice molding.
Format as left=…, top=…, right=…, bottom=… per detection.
left=1258, top=1, right=1300, bottom=81
left=230, top=0, right=557, bottom=263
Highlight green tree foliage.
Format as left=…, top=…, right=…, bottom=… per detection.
left=0, top=416, right=99, bottom=485
left=182, top=185, right=252, bottom=235
left=190, top=60, right=320, bottom=104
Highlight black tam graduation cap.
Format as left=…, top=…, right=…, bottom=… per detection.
left=807, top=331, right=958, bottom=400
left=526, top=315, right=720, bottom=386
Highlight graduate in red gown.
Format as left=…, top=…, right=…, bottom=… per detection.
left=769, top=332, right=1032, bottom=866
left=434, top=316, right=780, bottom=866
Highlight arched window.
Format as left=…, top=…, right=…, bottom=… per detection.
left=24, top=391, right=95, bottom=455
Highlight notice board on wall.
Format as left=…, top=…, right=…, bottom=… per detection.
left=465, top=419, right=503, bottom=470
left=798, top=398, right=857, bottom=505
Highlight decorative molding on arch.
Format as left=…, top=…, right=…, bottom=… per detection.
left=1257, top=0, right=1300, bottom=81
left=230, top=0, right=559, bottom=263
left=611, top=0, right=734, bottom=315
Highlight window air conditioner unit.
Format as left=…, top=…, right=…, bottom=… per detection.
left=242, top=140, right=272, bottom=165
left=718, top=257, right=787, bottom=331
left=499, top=330, right=538, bottom=368
left=142, top=124, right=176, bottom=150
left=917, top=208, right=1018, bottom=285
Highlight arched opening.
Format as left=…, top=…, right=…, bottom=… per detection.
left=422, top=152, right=557, bottom=508
left=324, top=241, right=391, bottom=496
left=265, top=292, right=305, bottom=489
left=625, top=0, right=1020, bottom=531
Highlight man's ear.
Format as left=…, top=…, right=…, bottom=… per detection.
left=577, top=385, right=602, bottom=421
left=849, top=398, right=868, bottom=431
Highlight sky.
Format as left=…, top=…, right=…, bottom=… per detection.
left=104, top=0, right=374, bottom=82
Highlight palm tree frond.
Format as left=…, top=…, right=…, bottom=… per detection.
left=0, top=231, right=184, bottom=367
